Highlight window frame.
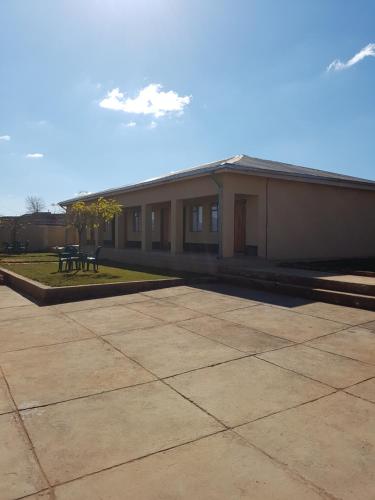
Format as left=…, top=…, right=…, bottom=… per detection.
left=132, top=208, right=141, bottom=233
left=151, top=209, right=156, bottom=232
left=191, top=205, right=203, bottom=232
left=210, top=202, right=219, bottom=232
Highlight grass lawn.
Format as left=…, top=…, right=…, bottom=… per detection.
left=1, top=262, right=174, bottom=287
left=0, top=252, right=57, bottom=263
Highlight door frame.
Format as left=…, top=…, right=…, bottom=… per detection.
left=234, top=198, right=247, bottom=253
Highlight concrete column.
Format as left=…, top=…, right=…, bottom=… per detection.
left=221, top=190, right=235, bottom=258
left=115, top=210, right=126, bottom=249
left=170, top=199, right=184, bottom=255
left=141, top=204, right=152, bottom=252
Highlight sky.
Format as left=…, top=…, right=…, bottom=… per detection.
left=1, top=0, right=375, bottom=215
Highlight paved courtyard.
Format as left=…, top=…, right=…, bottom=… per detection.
left=0, top=283, right=375, bottom=499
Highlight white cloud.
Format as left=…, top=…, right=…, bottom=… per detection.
left=26, top=153, right=44, bottom=158
left=148, top=121, right=157, bottom=129
left=99, top=83, right=191, bottom=118
left=327, top=43, right=375, bottom=71
left=125, top=121, right=136, bottom=127
left=0, top=135, right=10, bottom=141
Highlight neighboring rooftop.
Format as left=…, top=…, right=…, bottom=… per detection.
left=60, top=154, right=375, bottom=204
left=0, top=212, right=66, bottom=226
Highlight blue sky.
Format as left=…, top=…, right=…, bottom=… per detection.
left=1, top=0, right=374, bottom=215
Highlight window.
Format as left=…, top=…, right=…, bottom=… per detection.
left=210, top=202, right=219, bottom=232
left=132, top=208, right=141, bottom=232
left=151, top=209, right=156, bottom=232
left=191, top=205, right=203, bottom=232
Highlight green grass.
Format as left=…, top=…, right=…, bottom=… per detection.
left=1, top=262, right=173, bottom=287
left=0, top=252, right=58, bottom=262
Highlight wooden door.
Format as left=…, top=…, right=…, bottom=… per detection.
left=234, top=199, right=246, bottom=253
left=160, top=208, right=170, bottom=250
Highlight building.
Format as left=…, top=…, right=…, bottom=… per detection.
left=0, top=212, right=76, bottom=252
left=59, top=155, right=375, bottom=273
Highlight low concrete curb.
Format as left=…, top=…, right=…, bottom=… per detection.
left=0, top=267, right=187, bottom=305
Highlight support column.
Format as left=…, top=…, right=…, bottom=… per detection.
left=170, top=199, right=184, bottom=255
left=221, top=190, right=235, bottom=258
left=114, top=213, right=124, bottom=249
left=141, top=204, right=152, bottom=252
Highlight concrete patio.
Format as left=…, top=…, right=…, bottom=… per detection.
left=0, top=283, right=374, bottom=500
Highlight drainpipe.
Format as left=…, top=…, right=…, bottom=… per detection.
left=211, top=173, right=224, bottom=259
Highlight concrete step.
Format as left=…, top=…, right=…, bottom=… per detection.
left=219, top=273, right=375, bottom=311
left=218, top=266, right=375, bottom=297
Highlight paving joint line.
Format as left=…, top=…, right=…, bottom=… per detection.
left=65, top=314, right=230, bottom=430
left=0, top=366, right=55, bottom=500
left=231, top=427, right=340, bottom=500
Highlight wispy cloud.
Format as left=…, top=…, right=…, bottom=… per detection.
left=0, top=135, right=11, bottom=141
left=99, top=84, right=191, bottom=118
left=26, top=153, right=44, bottom=159
left=125, top=121, right=136, bottom=127
left=148, top=121, right=157, bottom=129
left=327, top=43, right=375, bottom=72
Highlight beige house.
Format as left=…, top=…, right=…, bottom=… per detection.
left=60, top=155, right=375, bottom=273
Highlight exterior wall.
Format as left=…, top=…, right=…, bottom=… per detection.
left=0, top=223, right=73, bottom=251
left=267, top=179, right=375, bottom=260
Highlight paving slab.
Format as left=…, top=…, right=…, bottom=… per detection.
left=65, top=304, right=164, bottom=335
left=167, top=357, right=333, bottom=427
left=217, top=305, right=346, bottom=342
left=50, top=293, right=150, bottom=313
left=307, top=327, right=375, bottom=365
left=237, top=392, right=375, bottom=500
left=141, top=286, right=199, bottom=298
left=0, top=412, right=47, bottom=500
left=178, top=316, right=293, bottom=353
left=0, top=314, right=94, bottom=353
left=165, top=290, right=258, bottom=314
left=0, top=287, right=32, bottom=308
left=106, top=324, right=244, bottom=377
left=0, top=338, right=155, bottom=408
left=21, top=381, right=223, bottom=485
left=345, top=377, right=375, bottom=403
left=361, top=320, right=375, bottom=333
left=53, top=431, right=328, bottom=500
left=0, top=304, right=56, bottom=322
left=258, top=345, right=375, bottom=388
left=287, top=301, right=375, bottom=325
left=0, top=375, right=14, bottom=414
left=126, top=299, right=202, bottom=322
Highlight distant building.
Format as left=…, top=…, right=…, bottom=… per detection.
left=0, top=212, right=77, bottom=251
left=60, top=155, right=375, bottom=273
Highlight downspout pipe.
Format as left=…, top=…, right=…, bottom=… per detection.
left=211, top=173, right=224, bottom=259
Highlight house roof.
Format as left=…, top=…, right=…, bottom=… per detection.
left=59, top=154, right=375, bottom=205
left=0, top=212, right=66, bottom=226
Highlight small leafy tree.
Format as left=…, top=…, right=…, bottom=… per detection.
left=67, top=197, right=122, bottom=249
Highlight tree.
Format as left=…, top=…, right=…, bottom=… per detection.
left=26, top=196, right=46, bottom=213
left=67, top=197, right=122, bottom=249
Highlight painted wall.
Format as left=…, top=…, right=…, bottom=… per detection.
left=267, top=179, right=375, bottom=260
left=0, top=224, right=72, bottom=251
